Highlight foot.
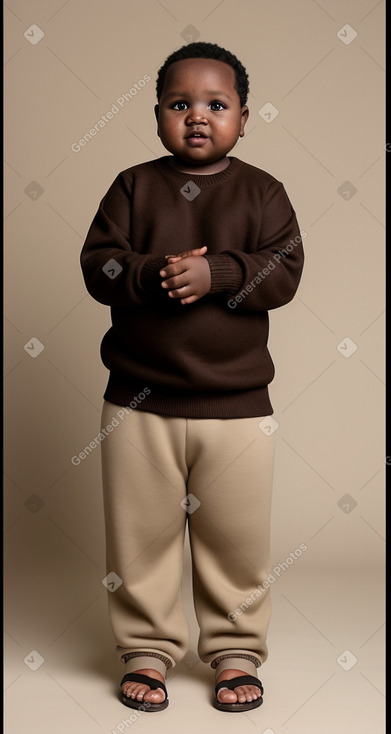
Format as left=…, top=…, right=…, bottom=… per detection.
left=121, top=668, right=166, bottom=704
left=216, top=668, right=262, bottom=705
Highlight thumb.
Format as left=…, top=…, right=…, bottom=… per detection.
left=185, top=245, right=207, bottom=258
left=166, top=245, right=208, bottom=263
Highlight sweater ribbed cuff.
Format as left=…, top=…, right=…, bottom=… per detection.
left=205, top=254, right=243, bottom=295
left=139, top=256, right=168, bottom=293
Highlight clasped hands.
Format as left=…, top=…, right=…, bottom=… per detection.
left=159, top=245, right=211, bottom=305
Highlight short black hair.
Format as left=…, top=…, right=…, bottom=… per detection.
left=156, top=42, right=249, bottom=107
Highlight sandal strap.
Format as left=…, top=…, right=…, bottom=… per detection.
left=120, top=672, right=168, bottom=698
left=215, top=675, right=263, bottom=696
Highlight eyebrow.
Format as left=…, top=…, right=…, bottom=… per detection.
left=164, top=90, right=233, bottom=100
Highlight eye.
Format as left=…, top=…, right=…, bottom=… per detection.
left=209, top=100, right=226, bottom=111
left=171, top=101, right=188, bottom=110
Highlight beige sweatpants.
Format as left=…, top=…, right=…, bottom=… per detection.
left=100, top=401, right=275, bottom=671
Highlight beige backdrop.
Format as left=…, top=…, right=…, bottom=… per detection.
left=4, top=1, right=385, bottom=733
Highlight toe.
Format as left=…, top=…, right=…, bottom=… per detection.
left=217, top=688, right=238, bottom=704
left=135, top=685, right=148, bottom=701
left=122, top=682, right=135, bottom=698
left=123, top=683, right=145, bottom=699
left=234, top=686, right=247, bottom=703
left=217, top=683, right=262, bottom=705
left=143, top=687, right=166, bottom=704
left=236, top=685, right=261, bottom=702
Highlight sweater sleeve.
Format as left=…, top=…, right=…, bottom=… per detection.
left=80, top=172, right=166, bottom=307
left=205, top=180, right=304, bottom=311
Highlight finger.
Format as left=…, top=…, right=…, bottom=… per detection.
left=160, top=259, right=190, bottom=277
left=161, top=266, right=191, bottom=288
left=160, top=265, right=183, bottom=279
left=164, top=252, right=188, bottom=262
left=168, top=246, right=207, bottom=261
left=185, top=246, right=207, bottom=258
left=167, top=285, right=190, bottom=298
left=161, top=275, right=188, bottom=290
left=180, top=294, right=200, bottom=304
left=188, top=245, right=207, bottom=256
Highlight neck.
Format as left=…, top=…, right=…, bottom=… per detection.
left=169, top=156, right=231, bottom=175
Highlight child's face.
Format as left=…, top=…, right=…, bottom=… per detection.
left=155, top=57, right=249, bottom=171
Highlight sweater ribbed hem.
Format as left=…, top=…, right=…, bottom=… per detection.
left=103, top=377, right=273, bottom=419
left=205, top=254, right=243, bottom=294
left=139, top=256, right=168, bottom=292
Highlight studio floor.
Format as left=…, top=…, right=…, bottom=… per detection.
left=4, top=549, right=384, bottom=734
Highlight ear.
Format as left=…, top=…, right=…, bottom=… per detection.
left=239, top=106, right=249, bottom=137
left=154, top=104, right=160, bottom=137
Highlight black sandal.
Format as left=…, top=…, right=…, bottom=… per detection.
left=214, top=675, right=264, bottom=712
left=120, top=672, right=169, bottom=711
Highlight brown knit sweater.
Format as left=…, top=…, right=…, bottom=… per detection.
left=80, top=156, right=304, bottom=418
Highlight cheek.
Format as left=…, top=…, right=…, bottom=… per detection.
left=216, top=116, right=240, bottom=133
left=160, top=117, right=181, bottom=138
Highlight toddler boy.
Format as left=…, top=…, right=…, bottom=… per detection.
left=81, top=41, right=304, bottom=712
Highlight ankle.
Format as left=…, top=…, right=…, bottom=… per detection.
left=213, top=655, right=259, bottom=680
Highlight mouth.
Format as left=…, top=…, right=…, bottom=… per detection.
left=185, top=130, right=209, bottom=147
left=185, top=130, right=208, bottom=140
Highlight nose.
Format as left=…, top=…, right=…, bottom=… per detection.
left=185, top=106, right=207, bottom=125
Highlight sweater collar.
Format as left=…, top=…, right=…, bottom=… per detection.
left=153, top=155, right=243, bottom=187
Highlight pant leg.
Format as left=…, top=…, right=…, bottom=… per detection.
left=185, top=416, right=275, bottom=666
left=100, top=402, right=190, bottom=668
